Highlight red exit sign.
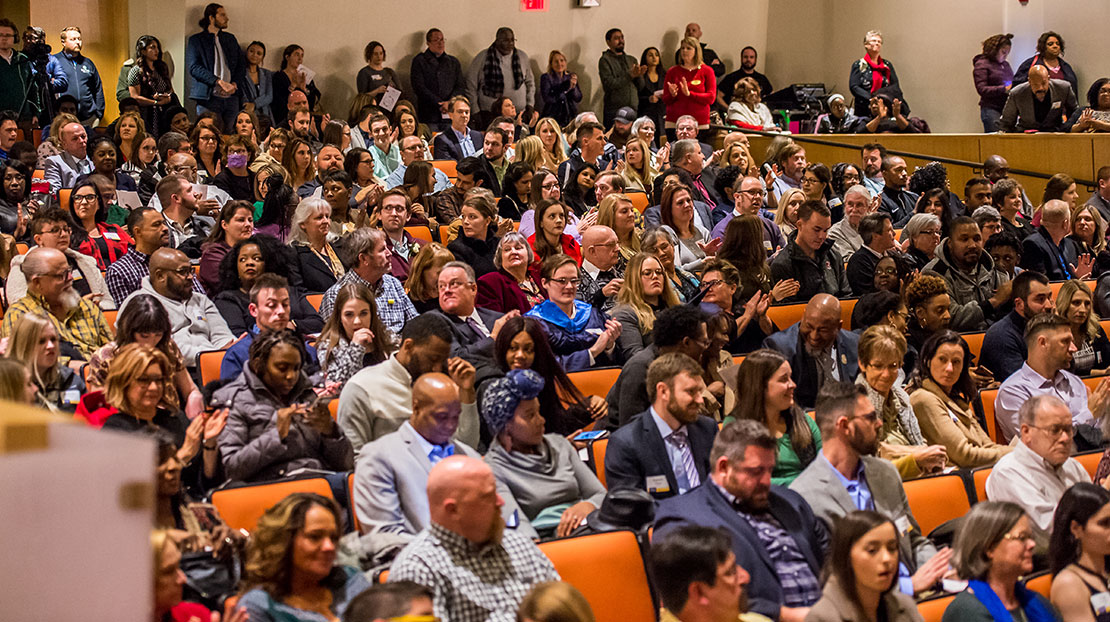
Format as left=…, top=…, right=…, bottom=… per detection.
left=521, top=0, right=547, bottom=11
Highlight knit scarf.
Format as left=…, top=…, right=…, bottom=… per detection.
left=864, top=52, right=890, bottom=94
left=481, top=45, right=524, bottom=98
left=966, top=580, right=1057, bottom=622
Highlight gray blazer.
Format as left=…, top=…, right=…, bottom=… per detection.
left=789, top=454, right=936, bottom=572
left=999, top=79, right=1076, bottom=132
left=43, top=153, right=92, bottom=193
left=352, top=422, right=537, bottom=542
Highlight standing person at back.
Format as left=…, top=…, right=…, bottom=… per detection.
left=410, top=29, right=466, bottom=132
left=598, top=28, right=643, bottom=128
left=52, top=26, right=104, bottom=127
left=467, top=27, right=535, bottom=117
left=185, top=3, right=244, bottom=133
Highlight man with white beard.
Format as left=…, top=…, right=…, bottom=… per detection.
left=2, top=246, right=114, bottom=362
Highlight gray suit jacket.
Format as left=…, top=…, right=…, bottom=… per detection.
left=789, top=454, right=936, bottom=572
left=44, top=153, right=92, bottom=193
left=352, top=422, right=536, bottom=542
left=999, top=79, right=1076, bottom=132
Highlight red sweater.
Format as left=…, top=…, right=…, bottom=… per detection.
left=662, top=64, right=717, bottom=125
left=526, top=233, right=581, bottom=283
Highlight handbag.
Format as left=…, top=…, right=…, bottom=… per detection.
left=179, top=549, right=241, bottom=612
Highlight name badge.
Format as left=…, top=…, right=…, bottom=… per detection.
left=763, top=240, right=773, bottom=251
left=1091, top=591, right=1110, bottom=615
left=1051, top=101, right=1061, bottom=110
left=646, top=475, right=671, bottom=494
left=894, top=514, right=913, bottom=536
left=71, top=269, right=84, bottom=281
left=690, top=79, right=702, bottom=86
left=586, top=328, right=603, bottom=336
left=103, top=231, right=121, bottom=241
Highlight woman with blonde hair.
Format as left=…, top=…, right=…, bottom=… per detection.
left=0, top=358, right=36, bottom=404
left=514, top=135, right=546, bottom=171
left=1069, top=203, right=1106, bottom=255
left=1056, top=279, right=1110, bottom=376
left=405, top=242, right=455, bottom=313
left=7, top=313, right=84, bottom=413
left=662, top=36, right=716, bottom=140
left=612, top=251, right=680, bottom=359
left=540, top=51, right=581, bottom=126
left=774, top=187, right=807, bottom=237
left=518, top=581, right=596, bottom=622
left=621, top=137, right=657, bottom=193
left=597, top=192, right=640, bottom=262
left=238, top=492, right=370, bottom=621
left=535, top=117, right=568, bottom=171
left=719, top=140, right=758, bottom=177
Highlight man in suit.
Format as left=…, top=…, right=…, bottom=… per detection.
left=763, top=293, right=859, bottom=410
left=43, top=121, right=92, bottom=192
left=353, top=372, right=535, bottom=543
left=845, top=212, right=895, bottom=296
left=432, top=96, right=482, bottom=162
left=577, top=225, right=624, bottom=313
left=790, top=382, right=951, bottom=597
left=1021, top=199, right=1091, bottom=281
left=655, top=420, right=827, bottom=622
left=605, top=353, right=717, bottom=500
left=185, top=3, right=245, bottom=135
left=669, top=139, right=720, bottom=211
left=433, top=261, right=515, bottom=365
left=999, top=64, right=1076, bottom=133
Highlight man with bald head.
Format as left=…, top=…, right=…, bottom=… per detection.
left=1022, top=199, right=1091, bottom=281
left=43, top=121, right=92, bottom=192
left=673, top=22, right=724, bottom=78
left=119, top=247, right=234, bottom=365
left=385, top=135, right=451, bottom=191
left=763, top=293, right=860, bottom=409
left=354, top=372, right=535, bottom=545
left=388, top=455, right=557, bottom=622
left=2, top=246, right=113, bottom=361
left=578, top=224, right=624, bottom=313
left=999, top=64, right=1076, bottom=133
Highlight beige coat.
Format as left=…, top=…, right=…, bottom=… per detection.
left=805, top=576, right=923, bottom=622
left=909, top=379, right=1011, bottom=468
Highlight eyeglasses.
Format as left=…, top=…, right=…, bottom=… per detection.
left=641, top=269, right=665, bottom=277
left=548, top=277, right=580, bottom=288
left=1030, top=423, right=1074, bottom=438
left=738, top=189, right=763, bottom=197
left=72, top=193, right=98, bottom=204
left=920, top=229, right=941, bottom=237
left=163, top=266, right=193, bottom=277
left=589, top=241, right=618, bottom=249
left=41, top=269, right=72, bottom=281
left=875, top=267, right=898, bottom=276
left=170, top=165, right=198, bottom=173
left=541, top=181, right=559, bottom=190
left=702, top=279, right=725, bottom=289
left=41, top=226, right=71, bottom=235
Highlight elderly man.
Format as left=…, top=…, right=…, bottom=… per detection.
left=2, top=246, right=113, bottom=361
left=466, top=27, right=535, bottom=112
left=578, top=225, right=624, bottom=313
left=669, top=138, right=718, bottom=210
left=826, top=184, right=871, bottom=258
left=389, top=458, right=554, bottom=622
left=791, top=382, right=951, bottom=598
left=987, top=394, right=1091, bottom=535
left=675, top=114, right=714, bottom=160
left=655, top=420, right=826, bottom=622
left=924, top=216, right=1011, bottom=332
left=980, top=270, right=1053, bottom=381
left=877, top=156, right=916, bottom=226
left=385, top=135, right=451, bottom=192
left=354, top=373, right=533, bottom=543
left=995, top=313, right=1109, bottom=443
left=769, top=201, right=850, bottom=303
left=711, top=172, right=784, bottom=256
left=763, top=294, right=860, bottom=410
left=1022, top=199, right=1091, bottom=281
left=605, top=353, right=718, bottom=500
left=338, top=314, right=479, bottom=452
left=432, top=261, right=514, bottom=364
left=846, top=212, right=896, bottom=296
left=321, top=228, right=417, bottom=334
left=999, top=64, right=1076, bottom=133
left=673, top=22, right=724, bottom=77
left=119, top=248, right=235, bottom=364
left=7, top=208, right=115, bottom=310
left=43, top=121, right=92, bottom=192
left=432, top=96, right=482, bottom=162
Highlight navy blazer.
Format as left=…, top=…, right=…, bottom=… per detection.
left=762, top=323, right=860, bottom=410
left=185, top=30, right=246, bottom=102
left=655, top=483, right=828, bottom=620
left=1020, top=226, right=1081, bottom=281
left=604, top=410, right=717, bottom=501
left=431, top=307, right=503, bottom=365
left=433, top=128, right=484, bottom=162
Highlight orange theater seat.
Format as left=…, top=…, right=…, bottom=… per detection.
left=902, top=472, right=972, bottom=536
left=917, top=594, right=956, bottom=622
left=963, top=332, right=986, bottom=363
left=1074, top=450, right=1102, bottom=481
left=103, top=309, right=118, bottom=333
left=971, top=466, right=992, bottom=502
left=305, top=294, right=323, bottom=312
left=405, top=226, right=433, bottom=243
left=980, top=388, right=1000, bottom=442
left=626, top=191, right=649, bottom=213
left=538, top=531, right=655, bottom=622
left=346, top=472, right=361, bottom=533
left=430, top=159, right=458, bottom=180
left=590, top=438, right=609, bottom=488
left=567, top=367, right=621, bottom=398
left=841, top=298, right=857, bottom=328
left=59, top=188, right=72, bottom=211
left=32, top=169, right=45, bottom=180
left=766, top=303, right=805, bottom=330
left=198, top=350, right=227, bottom=387
left=210, top=477, right=334, bottom=532
left=1024, top=571, right=1052, bottom=598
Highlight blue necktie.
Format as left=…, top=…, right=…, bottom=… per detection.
left=668, top=428, right=701, bottom=491
left=429, top=444, right=455, bottom=464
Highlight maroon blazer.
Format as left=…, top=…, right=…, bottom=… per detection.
left=385, top=230, right=421, bottom=283
left=477, top=269, right=536, bottom=314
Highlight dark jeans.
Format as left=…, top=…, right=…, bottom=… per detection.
left=195, top=95, right=240, bottom=134
left=981, top=106, right=1002, bottom=133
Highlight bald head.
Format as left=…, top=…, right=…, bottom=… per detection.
left=805, top=293, right=841, bottom=321
left=1041, top=199, right=1069, bottom=224
left=427, top=455, right=504, bottom=544
left=149, top=248, right=193, bottom=301
left=21, top=246, right=66, bottom=279
left=411, top=372, right=462, bottom=445
left=427, top=456, right=490, bottom=508
left=1028, top=65, right=1050, bottom=96
left=150, top=247, right=186, bottom=272
left=800, top=294, right=842, bottom=351
left=684, top=23, right=702, bottom=39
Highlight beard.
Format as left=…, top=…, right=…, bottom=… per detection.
left=57, top=285, right=81, bottom=311
left=486, top=511, right=506, bottom=545
left=850, top=427, right=880, bottom=457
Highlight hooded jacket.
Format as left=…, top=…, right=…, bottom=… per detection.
left=769, top=235, right=850, bottom=304
left=924, top=239, right=1010, bottom=332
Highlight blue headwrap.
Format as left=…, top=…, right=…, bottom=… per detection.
left=480, top=368, right=545, bottom=436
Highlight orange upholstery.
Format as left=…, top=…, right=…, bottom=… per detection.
left=626, top=191, right=650, bottom=213
left=198, top=350, right=227, bottom=387
left=766, top=303, right=804, bottom=330
left=305, top=294, right=323, bottom=312
left=963, top=332, right=986, bottom=363
left=568, top=367, right=621, bottom=398
left=103, top=310, right=118, bottom=333
left=59, top=188, right=71, bottom=211
left=1084, top=375, right=1102, bottom=394
left=1024, top=572, right=1052, bottom=598
left=347, top=472, right=361, bottom=533
left=405, top=226, right=433, bottom=243
left=430, top=159, right=458, bottom=179
left=980, top=388, right=1000, bottom=442
left=32, top=169, right=44, bottom=180
left=439, top=225, right=453, bottom=245
left=1074, top=450, right=1102, bottom=480
left=328, top=398, right=339, bottom=421
left=16, top=242, right=28, bottom=255
left=917, top=594, right=956, bottom=622
left=972, top=466, right=991, bottom=502
left=1101, top=319, right=1110, bottom=336
left=841, top=298, right=857, bottom=328
left=538, top=531, right=655, bottom=622
left=590, top=438, right=609, bottom=488
left=902, top=472, right=972, bottom=536
left=210, top=477, right=334, bottom=532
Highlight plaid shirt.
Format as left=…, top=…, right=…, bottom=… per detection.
left=105, top=248, right=206, bottom=305
left=389, top=523, right=559, bottom=622
left=321, top=271, right=415, bottom=336
left=716, top=482, right=821, bottom=608
left=2, top=291, right=113, bottom=361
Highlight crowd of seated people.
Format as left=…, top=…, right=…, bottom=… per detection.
left=12, top=8, right=1110, bottom=622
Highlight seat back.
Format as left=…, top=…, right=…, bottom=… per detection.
left=198, top=350, right=227, bottom=387
left=439, top=225, right=453, bottom=245
left=347, top=472, right=361, bottom=533
left=916, top=594, right=956, bottom=622
left=305, top=294, right=323, bottom=312
left=626, top=191, right=650, bottom=213
left=766, top=303, right=805, bottom=330
left=963, top=331, right=986, bottom=363
left=902, top=472, right=972, bottom=536
left=971, top=466, right=992, bottom=503
left=1074, top=450, right=1103, bottom=480
left=429, top=159, right=458, bottom=180
left=567, top=367, right=622, bottom=398
left=405, top=226, right=433, bottom=243
left=841, top=298, right=858, bottom=329
left=210, top=477, right=334, bottom=532
left=103, top=310, right=118, bottom=333
left=980, top=388, right=1000, bottom=442
left=1024, top=571, right=1052, bottom=598
left=59, top=188, right=72, bottom=211
left=538, top=531, right=655, bottom=622
left=590, top=438, right=609, bottom=489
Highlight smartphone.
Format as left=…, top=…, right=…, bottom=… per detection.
left=574, top=430, right=609, bottom=441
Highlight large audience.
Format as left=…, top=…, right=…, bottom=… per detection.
left=5, top=5, right=1110, bottom=622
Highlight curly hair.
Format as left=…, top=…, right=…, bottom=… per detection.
left=904, top=273, right=948, bottom=311
left=1036, top=31, right=1065, bottom=56
left=908, top=161, right=948, bottom=195
left=832, top=162, right=864, bottom=196
left=980, top=34, right=1013, bottom=57
left=242, top=492, right=344, bottom=598
left=218, top=234, right=292, bottom=292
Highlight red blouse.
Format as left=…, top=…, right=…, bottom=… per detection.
left=526, top=233, right=582, bottom=283
left=75, top=222, right=133, bottom=271
left=662, top=64, right=717, bottom=125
